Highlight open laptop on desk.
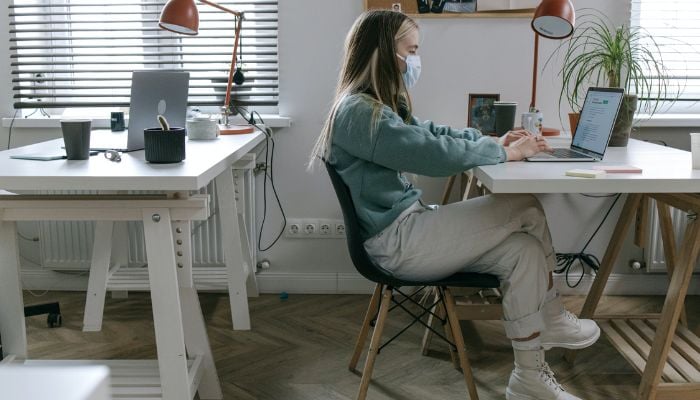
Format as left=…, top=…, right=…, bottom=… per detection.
left=526, top=87, right=624, bottom=162
left=90, top=71, right=189, bottom=152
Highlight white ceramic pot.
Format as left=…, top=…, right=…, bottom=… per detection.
left=186, top=117, right=219, bottom=140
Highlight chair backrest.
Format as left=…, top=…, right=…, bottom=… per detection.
left=324, top=162, right=403, bottom=287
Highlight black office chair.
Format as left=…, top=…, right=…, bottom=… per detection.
left=0, top=302, right=62, bottom=361
left=25, top=302, right=62, bottom=328
left=325, top=162, right=500, bottom=400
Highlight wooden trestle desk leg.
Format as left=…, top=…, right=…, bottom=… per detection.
left=656, top=202, right=689, bottom=327
left=638, top=215, right=700, bottom=400
left=441, top=175, right=457, bottom=205
left=441, top=172, right=473, bottom=205
left=564, top=193, right=644, bottom=364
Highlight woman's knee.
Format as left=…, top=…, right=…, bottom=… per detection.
left=509, top=232, right=544, bottom=255
left=510, top=193, right=544, bottom=213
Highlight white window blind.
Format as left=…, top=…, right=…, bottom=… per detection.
left=631, top=0, right=700, bottom=114
left=9, top=0, right=279, bottom=110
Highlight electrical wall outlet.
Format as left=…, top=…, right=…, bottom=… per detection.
left=287, top=221, right=301, bottom=236
left=285, top=219, right=346, bottom=239
left=303, top=222, right=317, bottom=235
left=319, top=221, right=332, bottom=235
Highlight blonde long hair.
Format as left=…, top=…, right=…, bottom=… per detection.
left=309, top=11, right=419, bottom=167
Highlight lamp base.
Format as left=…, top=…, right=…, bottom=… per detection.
left=541, top=127, right=560, bottom=136
left=218, top=124, right=255, bottom=135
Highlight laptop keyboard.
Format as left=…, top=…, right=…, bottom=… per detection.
left=550, top=148, right=591, bottom=159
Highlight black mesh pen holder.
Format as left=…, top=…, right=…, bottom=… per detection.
left=144, top=127, right=186, bottom=163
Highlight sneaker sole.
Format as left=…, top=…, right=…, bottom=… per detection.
left=506, top=388, right=539, bottom=400
left=541, top=325, right=601, bottom=350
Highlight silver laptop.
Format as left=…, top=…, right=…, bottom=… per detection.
left=526, top=87, right=624, bottom=162
left=91, top=71, right=189, bottom=152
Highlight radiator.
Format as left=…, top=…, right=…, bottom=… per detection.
left=645, top=199, right=700, bottom=273
left=37, top=161, right=256, bottom=289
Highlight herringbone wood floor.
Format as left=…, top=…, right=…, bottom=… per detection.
left=22, top=291, right=700, bottom=400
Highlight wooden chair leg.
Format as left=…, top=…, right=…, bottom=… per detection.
left=441, top=297, right=460, bottom=369
left=463, top=171, right=482, bottom=201
left=421, top=288, right=438, bottom=356
left=443, top=287, right=479, bottom=400
left=349, top=283, right=382, bottom=372
left=357, top=287, right=393, bottom=400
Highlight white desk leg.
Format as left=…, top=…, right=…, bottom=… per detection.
left=238, top=213, right=259, bottom=297
left=173, top=221, right=193, bottom=287
left=0, top=218, right=27, bottom=359
left=173, top=220, right=222, bottom=399
left=83, top=221, right=114, bottom=332
left=142, top=208, right=190, bottom=400
left=215, top=169, right=251, bottom=330
left=234, top=168, right=259, bottom=297
left=111, top=221, right=130, bottom=299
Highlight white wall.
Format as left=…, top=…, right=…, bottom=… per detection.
left=2, top=0, right=698, bottom=293
left=269, top=0, right=638, bottom=280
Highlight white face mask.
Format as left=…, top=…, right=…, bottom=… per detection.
left=396, top=53, right=421, bottom=89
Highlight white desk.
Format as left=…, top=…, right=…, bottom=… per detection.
left=475, top=138, right=700, bottom=194
left=474, top=139, right=700, bottom=400
left=0, top=131, right=264, bottom=399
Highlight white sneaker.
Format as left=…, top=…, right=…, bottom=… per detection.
left=506, top=349, right=582, bottom=400
left=540, top=292, right=600, bottom=350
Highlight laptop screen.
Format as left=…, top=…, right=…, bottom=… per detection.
left=571, top=87, right=624, bottom=156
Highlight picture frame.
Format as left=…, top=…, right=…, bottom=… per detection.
left=364, top=0, right=534, bottom=17
left=467, top=93, right=500, bottom=135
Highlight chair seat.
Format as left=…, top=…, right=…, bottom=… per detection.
left=386, top=272, right=500, bottom=289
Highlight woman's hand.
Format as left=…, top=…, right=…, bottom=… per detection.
left=499, top=129, right=531, bottom=146
left=505, top=135, right=553, bottom=161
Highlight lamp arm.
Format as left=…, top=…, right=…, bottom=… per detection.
left=198, top=0, right=243, bottom=114
left=530, top=33, right=539, bottom=111
left=198, top=0, right=242, bottom=17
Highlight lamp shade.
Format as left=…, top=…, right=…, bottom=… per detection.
left=159, top=0, right=199, bottom=35
left=531, top=0, right=575, bottom=39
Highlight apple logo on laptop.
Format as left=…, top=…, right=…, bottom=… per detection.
left=158, top=99, right=167, bottom=116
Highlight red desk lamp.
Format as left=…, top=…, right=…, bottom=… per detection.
left=530, top=0, right=575, bottom=135
left=159, top=0, right=254, bottom=134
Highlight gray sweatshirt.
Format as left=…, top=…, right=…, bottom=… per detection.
left=329, top=93, right=507, bottom=240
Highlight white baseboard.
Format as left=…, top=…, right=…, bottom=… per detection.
left=20, top=268, right=700, bottom=296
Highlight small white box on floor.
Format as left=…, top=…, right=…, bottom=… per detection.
left=0, top=365, right=110, bottom=400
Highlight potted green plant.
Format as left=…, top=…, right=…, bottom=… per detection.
left=549, top=10, right=675, bottom=146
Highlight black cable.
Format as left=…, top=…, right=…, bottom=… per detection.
left=580, top=193, right=618, bottom=198
left=230, top=106, right=287, bottom=251
left=7, top=109, right=18, bottom=150
left=554, top=193, right=622, bottom=288
left=17, top=232, right=39, bottom=242
left=259, top=125, right=286, bottom=251
left=643, top=139, right=668, bottom=147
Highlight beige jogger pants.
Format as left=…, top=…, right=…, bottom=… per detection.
left=364, top=194, right=556, bottom=339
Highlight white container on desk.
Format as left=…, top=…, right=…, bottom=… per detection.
left=0, top=365, right=111, bottom=400
left=691, top=132, right=700, bottom=169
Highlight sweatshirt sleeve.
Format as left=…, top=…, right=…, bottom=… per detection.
left=409, top=115, right=484, bottom=141
left=332, top=96, right=507, bottom=177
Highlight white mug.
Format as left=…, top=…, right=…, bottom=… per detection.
left=186, top=117, right=219, bottom=140
left=691, top=132, right=700, bottom=169
left=521, top=111, right=542, bottom=135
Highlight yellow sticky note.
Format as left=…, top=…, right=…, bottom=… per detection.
left=565, top=169, right=606, bottom=178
